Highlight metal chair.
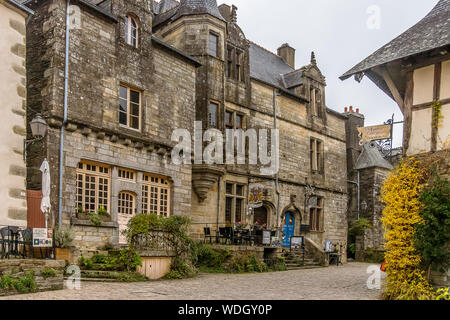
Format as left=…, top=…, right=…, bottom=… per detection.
left=19, top=228, right=33, bottom=258
left=203, top=227, right=216, bottom=244
left=242, top=229, right=255, bottom=246
left=0, top=227, right=13, bottom=259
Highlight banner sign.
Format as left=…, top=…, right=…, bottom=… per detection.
left=358, top=125, right=391, bottom=144
left=33, top=228, right=53, bottom=248
left=248, top=183, right=264, bottom=209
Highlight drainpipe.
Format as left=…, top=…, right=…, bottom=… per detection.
left=58, top=0, right=71, bottom=228
left=347, top=170, right=360, bottom=220
left=273, top=89, right=281, bottom=237
left=357, top=170, right=360, bottom=220
left=217, top=176, right=221, bottom=231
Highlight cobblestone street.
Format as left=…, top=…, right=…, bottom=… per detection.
left=1, top=263, right=384, bottom=300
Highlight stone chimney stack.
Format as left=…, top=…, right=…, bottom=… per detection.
left=277, top=43, right=295, bottom=69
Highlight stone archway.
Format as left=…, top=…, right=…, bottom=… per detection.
left=281, top=204, right=303, bottom=236
left=254, top=206, right=268, bottom=226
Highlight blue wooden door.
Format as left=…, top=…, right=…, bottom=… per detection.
left=283, top=212, right=295, bottom=247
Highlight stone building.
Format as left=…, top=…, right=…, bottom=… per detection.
left=23, top=0, right=350, bottom=261
left=0, top=0, right=33, bottom=228
left=341, top=0, right=449, bottom=284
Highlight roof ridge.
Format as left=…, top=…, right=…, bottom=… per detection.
left=158, top=3, right=179, bottom=15
left=283, top=67, right=306, bottom=76
left=248, top=40, right=284, bottom=60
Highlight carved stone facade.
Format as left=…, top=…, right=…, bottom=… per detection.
left=24, top=0, right=351, bottom=260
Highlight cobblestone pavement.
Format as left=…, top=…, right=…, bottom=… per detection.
left=1, top=262, right=384, bottom=300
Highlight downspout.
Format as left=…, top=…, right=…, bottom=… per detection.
left=357, top=170, right=360, bottom=220
left=273, top=89, right=281, bottom=237
left=217, top=176, right=221, bottom=231
left=58, top=0, right=71, bottom=228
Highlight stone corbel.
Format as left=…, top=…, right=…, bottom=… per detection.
left=192, top=165, right=225, bottom=203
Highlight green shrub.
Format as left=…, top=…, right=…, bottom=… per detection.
left=116, top=248, right=142, bottom=272
left=87, top=212, right=102, bottom=227
left=196, top=244, right=231, bottom=272
left=0, top=275, right=14, bottom=290
left=54, top=226, right=75, bottom=248
left=227, top=253, right=268, bottom=273
left=78, top=256, right=94, bottom=270
left=98, top=206, right=109, bottom=217
left=79, top=249, right=142, bottom=272
left=41, top=268, right=58, bottom=279
left=415, top=170, right=450, bottom=277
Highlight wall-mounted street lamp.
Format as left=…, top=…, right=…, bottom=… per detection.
left=24, top=115, right=47, bottom=161
left=361, top=200, right=368, bottom=212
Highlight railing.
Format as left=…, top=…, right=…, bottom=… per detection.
left=131, top=230, right=176, bottom=256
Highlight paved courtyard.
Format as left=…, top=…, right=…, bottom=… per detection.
left=1, top=262, right=384, bottom=300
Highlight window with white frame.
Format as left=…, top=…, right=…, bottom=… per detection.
left=142, top=174, right=171, bottom=216
left=76, top=162, right=110, bottom=213
left=119, top=85, right=141, bottom=130
left=125, top=15, right=138, bottom=48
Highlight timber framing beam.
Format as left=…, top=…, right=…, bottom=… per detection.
left=375, top=66, right=405, bottom=114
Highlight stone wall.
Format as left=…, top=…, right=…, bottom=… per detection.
left=25, top=0, right=197, bottom=254
left=0, top=1, right=30, bottom=227
left=0, top=259, right=65, bottom=296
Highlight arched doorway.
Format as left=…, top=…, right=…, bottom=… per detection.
left=254, top=206, right=268, bottom=226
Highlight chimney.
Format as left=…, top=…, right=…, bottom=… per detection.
left=218, top=4, right=231, bottom=22
left=277, top=43, right=295, bottom=69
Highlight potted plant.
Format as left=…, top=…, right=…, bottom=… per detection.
left=97, top=206, right=112, bottom=222
left=54, top=226, right=75, bottom=262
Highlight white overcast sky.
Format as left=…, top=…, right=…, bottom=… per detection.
left=220, top=0, right=440, bottom=147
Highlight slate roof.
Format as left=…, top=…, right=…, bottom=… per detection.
left=355, top=143, right=394, bottom=170
left=249, top=42, right=294, bottom=89
left=341, top=0, right=450, bottom=80
left=154, top=0, right=224, bottom=27
left=283, top=69, right=304, bottom=88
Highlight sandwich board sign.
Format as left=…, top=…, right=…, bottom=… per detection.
left=262, top=230, right=271, bottom=246
left=33, top=228, right=53, bottom=248
left=290, top=236, right=304, bottom=249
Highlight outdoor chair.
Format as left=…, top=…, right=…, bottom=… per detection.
left=233, top=229, right=243, bottom=245
left=19, top=228, right=33, bottom=258
left=203, top=227, right=216, bottom=244
left=242, top=229, right=255, bottom=246
left=0, top=227, right=15, bottom=259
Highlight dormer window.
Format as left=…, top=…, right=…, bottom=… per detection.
left=310, top=87, right=322, bottom=118
left=125, top=15, right=138, bottom=48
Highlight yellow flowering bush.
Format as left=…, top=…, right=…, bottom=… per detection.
left=380, top=159, right=436, bottom=300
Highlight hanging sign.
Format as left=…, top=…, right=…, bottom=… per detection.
left=248, top=183, right=264, bottom=209
left=358, top=125, right=391, bottom=144
left=33, top=228, right=53, bottom=248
